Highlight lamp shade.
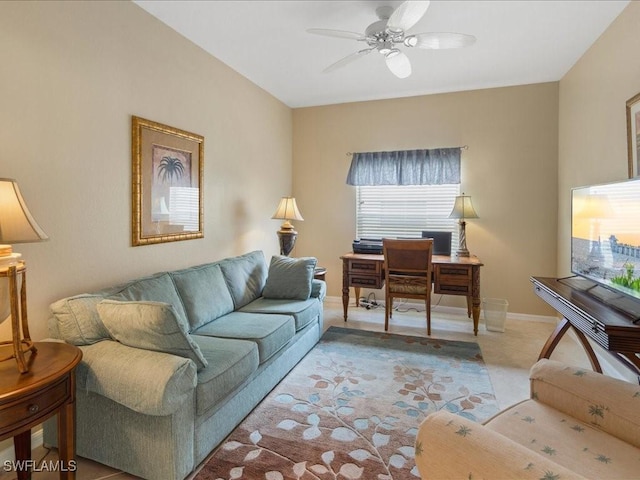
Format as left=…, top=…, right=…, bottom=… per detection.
left=271, top=197, right=304, bottom=222
left=448, top=194, right=479, bottom=220
left=0, top=178, right=49, bottom=245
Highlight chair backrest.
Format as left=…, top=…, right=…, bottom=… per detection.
left=383, top=238, right=433, bottom=277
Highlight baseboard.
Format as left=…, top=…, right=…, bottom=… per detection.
left=324, top=295, right=557, bottom=324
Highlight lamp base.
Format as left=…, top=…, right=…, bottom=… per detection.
left=277, top=229, right=298, bottom=257
left=0, top=339, right=37, bottom=373
left=455, top=220, right=472, bottom=258
left=0, top=262, right=37, bottom=373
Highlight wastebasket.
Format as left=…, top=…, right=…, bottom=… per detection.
left=482, top=298, right=508, bottom=332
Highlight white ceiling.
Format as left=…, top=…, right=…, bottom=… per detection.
left=134, top=0, right=629, bottom=108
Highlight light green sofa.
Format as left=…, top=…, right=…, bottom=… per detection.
left=44, top=251, right=325, bottom=480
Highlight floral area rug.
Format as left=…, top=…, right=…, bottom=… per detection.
left=195, top=326, right=499, bottom=480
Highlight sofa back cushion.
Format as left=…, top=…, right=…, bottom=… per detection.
left=49, top=294, right=110, bottom=345
left=171, top=263, right=235, bottom=331
left=219, top=250, right=268, bottom=309
left=108, top=273, right=189, bottom=330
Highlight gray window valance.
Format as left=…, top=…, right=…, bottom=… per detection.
left=346, top=148, right=461, bottom=186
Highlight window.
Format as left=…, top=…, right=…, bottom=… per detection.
left=355, top=184, right=460, bottom=244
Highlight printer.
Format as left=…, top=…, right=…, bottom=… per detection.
left=352, top=238, right=383, bottom=254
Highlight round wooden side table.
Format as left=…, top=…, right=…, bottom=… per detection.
left=314, top=266, right=327, bottom=282
left=0, top=342, right=82, bottom=480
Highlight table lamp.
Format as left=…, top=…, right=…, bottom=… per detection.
left=271, top=197, right=304, bottom=256
left=448, top=193, right=478, bottom=257
left=0, top=178, right=49, bottom=373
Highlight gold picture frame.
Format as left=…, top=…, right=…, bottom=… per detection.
left=131, top=116, right=204, bottom=246
left=626, top=92, right=640, bottom=178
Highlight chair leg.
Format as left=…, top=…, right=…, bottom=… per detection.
left=384, top=295, right=391, bottom=331
left=425, top=295, right=431, bottom=336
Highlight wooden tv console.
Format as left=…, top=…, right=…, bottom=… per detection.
left=531, top=276, right=640, bottom=380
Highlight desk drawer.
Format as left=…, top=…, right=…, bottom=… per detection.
left=348, top=259, right=382, bottom=276
left=0, top=376, right=69, bottom=434
left=434, top=265, right=472, bottom=295
left=349, top=274, right=384, bottom=289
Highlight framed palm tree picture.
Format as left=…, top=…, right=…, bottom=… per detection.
left=627, top=92, right=640, bottom=178
left=131, top=116, right=204, bottom=246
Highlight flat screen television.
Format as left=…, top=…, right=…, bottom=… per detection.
left=570, top=177, right=640, bottom=320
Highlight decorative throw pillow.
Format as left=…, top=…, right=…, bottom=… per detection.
left=49, top=294, right=110, bottom=346
left=107, top=273, right=190, bottom=332
left=262, top=256, right=317, bottom=300
left=97, top=300, right=208, bottom=371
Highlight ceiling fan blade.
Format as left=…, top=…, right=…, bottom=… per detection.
left=387, top=1, right=430, bottom=34
left=406, top=32, right=476, bottom=49
left=386, top=51, right=412, bottom=79
left=307, top=28, right=365, bottom=41
left=323, top=48, right=374, bottom=73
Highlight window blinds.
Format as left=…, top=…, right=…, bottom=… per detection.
left=355, top=184, right=460, bottom=240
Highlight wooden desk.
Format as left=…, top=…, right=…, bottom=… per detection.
left=0, top=342, right=82, bottom=480
left=531, top=276, right=640, bottom=379
left=341, top=253, right=483, bottom=335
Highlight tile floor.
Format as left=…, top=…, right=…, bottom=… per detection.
left=1, top=297, right=592, bottom=480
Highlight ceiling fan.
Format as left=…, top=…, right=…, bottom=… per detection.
left=308, top=1, right=475, bottom=79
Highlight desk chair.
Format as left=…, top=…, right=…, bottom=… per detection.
left=383, top=238, right=434, bottom=335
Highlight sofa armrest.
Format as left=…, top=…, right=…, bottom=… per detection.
left=530, top=359, right=640, bottom=448
left=78, top=340, right=197, bottom=416
left=311, top=279, right=326, bottom=300
left=415, top=411, right=586, bottom=480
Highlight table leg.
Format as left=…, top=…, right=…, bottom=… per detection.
left=471, top=266, right=481, bottom=336
left=14, top=430, right=31, bottom=480
left=538, top=317, right=602, bottom=373
left=569, top=326, right=602, bottom=373
left=471, top=297, right=481, bottom=336
left=58, top=401, right=77, bottom=479
left=342, top=258, right=349, bottom=321
left=538, top=318, right=571, bottom=361
left=354, top=287, right=361, bottom=307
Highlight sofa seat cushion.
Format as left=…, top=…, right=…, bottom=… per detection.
left=192, top=312, right=295, bottom=364
left=240, top=297, right=320, bottom=332
left=171, top=263, right=235, bottom=331
left=486, top=399, right=640, bottom=480
left=190, top=335, right=259, bottom=416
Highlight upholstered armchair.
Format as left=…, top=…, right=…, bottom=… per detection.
left=415, top=359, right=640, bottom=479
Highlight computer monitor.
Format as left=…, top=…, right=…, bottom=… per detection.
left=421, top=231, right=452, bottom=256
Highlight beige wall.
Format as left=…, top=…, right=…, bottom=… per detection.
left=5, top=0, right=636, bottom=342
left=558, top=1, right=640, bottom=276
left=0, top=1, right=292, bottom=340
left=293, top=83, right=559, bottom=316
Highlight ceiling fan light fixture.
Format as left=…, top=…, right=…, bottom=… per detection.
left=378, top=40, right=395, bottom=56
left=385, top=48, right=401, bottom=59
left=404, top=36, right=418, bottom=47
left=309, top=1, right=474, bottom=76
